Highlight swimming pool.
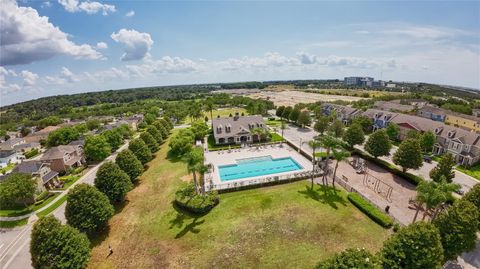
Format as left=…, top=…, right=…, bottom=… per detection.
left=218, top=156, right=303, bottom=181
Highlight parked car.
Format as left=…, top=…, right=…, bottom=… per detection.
left=423, top=155, right=432, bottom=163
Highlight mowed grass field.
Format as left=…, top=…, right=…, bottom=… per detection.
left=204, top=107, right=248, bottom=119
left=89, top=131, right=390, bottom=269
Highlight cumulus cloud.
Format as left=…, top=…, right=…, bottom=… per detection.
left=111, top=29, right=154, bottom=61
left=296, top=52, right=317, bottom=64
left=125, top=10, right=135, bottom=17
left=218, top=52, right=295, bottom=71
left=20, top=70, right=39, bottom=87
left=96, top=42, right=108, bottom=49
left=57, top=0, right=116, bottom=15
left=44, top=67, right=78, bottom=84
left=0, top=0, right=102, bottom=66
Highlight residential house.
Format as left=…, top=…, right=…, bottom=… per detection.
left=24, top=126, right=60, bottom=143
left=417, top=106, right=447, bottom=122
left=212, top=114, right=267, bottom=145
left=12, top=161, right=60, bottom=190
left=0, top=138, right=26, bottom=151
left=321, top=103, right=361, bottom=124
left=13, top=142, right=41, bottom=153
left=391, top=99, right=428, bottom=108
left=361, top=109, right=398, bottom=130
left=374, top=101, right=414, bottom=112
left=368, top=111, right=480, bottom=166
left=40, top=145, right=84, bottom=173
left=0, top=150, right=20, bottom=168
left=444, top=112, right=480, bottom=133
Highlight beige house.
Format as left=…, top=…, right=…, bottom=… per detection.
left=212, top=114, right=267, bottom=145
left=24, top=126, right=60, bottom=143
left=13, top=161, right=60, bottom=190
left=40, top=145, right=84, bottom=173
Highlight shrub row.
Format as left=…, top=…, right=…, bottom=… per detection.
left=174, top=183, right=219, bottom=214
left=347, top=192, right=393, bottom=228
left=352, top=149, right=423, bottom=185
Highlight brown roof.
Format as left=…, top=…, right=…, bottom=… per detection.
left=40, top=145, right=77, bottom=160
left=212, top=115, right=265, bottom=139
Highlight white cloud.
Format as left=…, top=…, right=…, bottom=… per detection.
left=41, top=1, right=51, bottom=8
left=20, top=70, right=39, bottom=87
left=125, top=10, right=135, bottom=17
left=111, top=29, right=154, bottom=61
left=58, top=0, right=116, bottom=15
left=0, top=0, right=102, bottom=66
left=96, top=42, right=108, bottom=49
left=44, top=67, right=78, bottom=84
left=296, top=52, right=317, bottom=64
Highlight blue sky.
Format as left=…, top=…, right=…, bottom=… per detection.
left=1, top=0, right=479, bottom=105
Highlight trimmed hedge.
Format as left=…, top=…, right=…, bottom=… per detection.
left=353, top=149, right=423, bottom=185
left=348, top=193, right=393, bottom=228
left=174, top=183, right=219, bottom=214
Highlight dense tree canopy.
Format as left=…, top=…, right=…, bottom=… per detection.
left=328, top=120, right=345, bottom=137
left=314, top=116, right=330, bottom=135
left=420, top=131, right=436, bottom=153
left=116, top=149, right=144, bottom=182
left=140, top=132, right=159, bottom=152
left=31, top=216, right=90, bottom=269
left=65, top=184, right=114, bottom=235
left=46, top=127, right=80, bottom=147
left=94, top=161, right=132, bottom=203
left=342, top=124, right=365, bottom=148
left=316, top=248, right=379, bottom=269
left=101, top=129, right=124, bottom=152
left=128, top=138, right=152, bottom=165
left=393, top=139, right=423, bottom=172
left=0, top=173, right=36, bottom=208
left=365, top=129, right=391, bottom=158
left=169, top=129, right=195, bottom=156
left=429, top=154, right=455, bottom=183
left=381, top=222, right=443, bottom=269
left=84, top=135, right=111, bottom=162
left=385, top=123, right=400, bottom=141
left=146, top=125, right=163, bottom=143
left=433, top=200, right=480, bottom=261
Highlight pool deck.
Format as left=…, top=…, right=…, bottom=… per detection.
left=204, top=143, right=312, bottom=190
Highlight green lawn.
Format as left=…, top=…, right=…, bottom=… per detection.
left=457, top=164, right=480, bottom=181
left=0, top=218, right=28, bottom=228
left=203, top=107, right=247, bottom=120
left=89, top=130, right=390, bottom=269
left=265, top=119, right=283, bottom=127
left=0, top=192, right=60, bottom=217
left=36, top=195, right=68, bottom=218
left=59, top=174, right=82, bottom=189
left=0, top=162, right=16, bottom=174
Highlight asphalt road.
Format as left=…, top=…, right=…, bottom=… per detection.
left=0, top=142, right=129, bottom=269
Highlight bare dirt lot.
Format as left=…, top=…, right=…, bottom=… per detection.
left=247, top=90, right=368, bottom=107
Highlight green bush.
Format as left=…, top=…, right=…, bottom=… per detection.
left=24, top=148, right=39, bottom=159
left=174, top=183, right=219, bottom=214
left=347, top=193, right=393, bottom=228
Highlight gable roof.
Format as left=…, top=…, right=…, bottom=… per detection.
left=40, top=145, right=77, bottom=160
left=13, top=160, right=44, bottom=174
left=212, top=115, right=265, bottom=139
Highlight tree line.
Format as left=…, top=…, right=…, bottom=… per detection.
left=29, top=117, right=174, bottom=268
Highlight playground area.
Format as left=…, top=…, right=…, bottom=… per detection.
left=330, top=156, right=418, bottom=225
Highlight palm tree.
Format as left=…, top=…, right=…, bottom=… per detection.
left=308, top=139, right=323, bottom=189
left=331, top=149, right=350, bottom=188
left=204, top=101, right=215, bottom=129
left=413, top=179, right=460, bottom=222
left=318, top=135, right=343, bottom=185
left=198, top=164, right=208, bottom=195
left=280, top=120, right=286, bottom=144
left=184, top=148, right=204, bottom=194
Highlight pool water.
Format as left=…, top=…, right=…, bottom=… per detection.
left=219, top=156, right=303, bottom=181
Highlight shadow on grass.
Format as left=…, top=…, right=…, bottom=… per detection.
left=89, top=225, right=110, bottom=248
left=169, top=202, right=207, bottom=239
left=113, top=199, right=130, bottom=214
left=298, top=185, right=347, bottom=210
left=166, top=151, right=184, bottom=163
